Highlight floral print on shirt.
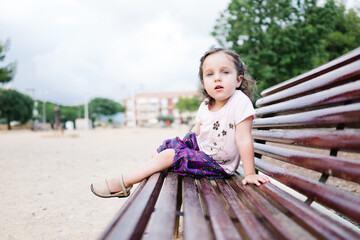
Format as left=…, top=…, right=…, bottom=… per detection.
left=213, top=121, right=220, bottom=130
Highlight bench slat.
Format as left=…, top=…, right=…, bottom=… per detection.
left=183, top=177, right=213, bottom=240
left=229, top=177, right=299, bottom=240
left=236, top=168, right=360, bottom=239
left=261, top=47, right=360, bottom=97
left=104, top=172, right=164, bottom=240
left=98, top=179, right=147, bottom=240
left=256, top=80, right=360, bottom=117
left=252, top=129, right=360, bottom=152
left=253, top=142, right=360, bottom=183
left=264, top=183, right=360, bottom=239
left=253, top=102, right=360, bottom=128
left=256, top=59, right=360, bottom=107
left=146, top=172, right=179, bottom=240
left=215, top=179, right=274, bottom=240
left=254, top=158, right=360, bottom=222
left=199, top=178, right=242, bottom=240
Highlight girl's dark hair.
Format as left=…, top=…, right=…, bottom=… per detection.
left=198, top=48, right=257, bottom=105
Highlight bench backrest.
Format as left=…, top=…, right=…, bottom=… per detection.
left=252, top=47, right=360, bottom=224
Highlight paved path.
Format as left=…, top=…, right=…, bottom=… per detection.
left=0, top=128, right=187, bottom=240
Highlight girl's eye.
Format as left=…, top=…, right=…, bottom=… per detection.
left=207, top=73, right=213, bottom=77
left=222, top=71, right=229, bottom=75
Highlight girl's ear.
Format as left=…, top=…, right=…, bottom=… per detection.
left=236, top=75, right=243, bottom=88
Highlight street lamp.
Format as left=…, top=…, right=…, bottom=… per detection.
left=38, top=90, right=48, bottom=124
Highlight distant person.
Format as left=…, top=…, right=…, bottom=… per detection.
left=90, top=48, right=269, bottom=198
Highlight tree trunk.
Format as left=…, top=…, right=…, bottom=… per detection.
left=7, top=119, right=11, bottom=130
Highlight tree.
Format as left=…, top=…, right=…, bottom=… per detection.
left=157, top=115, right=174, bottom=125
left=0, top=89, right=34, bottom=130
left=323, top=7, right=360, bottom=61
left=34, top=100, right=56, bottom=123
left=212, top=0, right=360, bottom=96
left=174, top=97, right=201, bottom=114
left=88, top=97, right=125, bottom=122
left=0, top=40, right=16, bottom=84
left=61, top=106, right=79, bottom=123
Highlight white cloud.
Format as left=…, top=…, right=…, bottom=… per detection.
left=0, top=0, right=230, bottom=105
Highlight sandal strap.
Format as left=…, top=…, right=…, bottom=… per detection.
left=104, top=179, right=111, bottom=195
left=118, top=174, right=127, bottom=196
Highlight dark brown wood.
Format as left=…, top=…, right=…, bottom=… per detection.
left=103, top=172, right=164, bottom=240
left=252, top=129, right=360, bottom=152
left=253, top=102, right=360, bottom=128
left=146, top=172, right=179, bottom=240
left=254, top=158, right=360, bottom=222
left=256, top=80, right=360, bottom=117
left=261, top=47, right=360, bottom=97
left=183, top=177, right=213, bottom=240
left=259, top=181, right=360, bottom=239
left=253, top=142, right=360, bottom=183
left=215, top=179, right=274, bottom=240
left=257, top=59, right=360, bottom=107
left=199, top=178, right=242, bottom=240
left=236, top=168, right=360, bottom=239
left=229, top=178, right=297, bottom=240
left=252, top=49, right=360, bottom=240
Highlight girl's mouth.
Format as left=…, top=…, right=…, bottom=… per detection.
left=215, top=85, right=223, bottom=90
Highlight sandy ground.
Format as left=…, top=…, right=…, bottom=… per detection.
left=0, top=127, right=189, bottom=240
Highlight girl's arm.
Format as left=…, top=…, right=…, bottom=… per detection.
left=191, top=122, right=201, bottom=136
left=235, top=116, right=269, bottom=186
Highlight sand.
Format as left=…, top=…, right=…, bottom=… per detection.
left=0, top=127, right=188, bottom=240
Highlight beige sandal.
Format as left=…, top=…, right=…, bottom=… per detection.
left=90, top=174, right=132, bottom=198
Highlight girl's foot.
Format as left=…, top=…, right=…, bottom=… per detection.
left=90, top=174, right=132, bottom=198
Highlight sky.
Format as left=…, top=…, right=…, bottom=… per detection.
left=0, top=0, right=231, bottom=105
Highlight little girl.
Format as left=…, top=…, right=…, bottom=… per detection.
left=91, top=48, right=269, bottom=198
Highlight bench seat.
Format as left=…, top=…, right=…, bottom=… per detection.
left=99, top=47, right=360, bottom=240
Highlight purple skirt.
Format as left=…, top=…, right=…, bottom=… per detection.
left=157, top=132, right=230, bottom=179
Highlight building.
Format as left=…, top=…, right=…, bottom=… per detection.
left=124, top=91, right=199, bottom=127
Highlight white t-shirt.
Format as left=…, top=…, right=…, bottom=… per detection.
left=195, top=90, right=255, bottom=174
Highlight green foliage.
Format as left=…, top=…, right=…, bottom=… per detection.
left=212, top=0, right=360, bottom=96
left=35, top=101, right=80, bottom=123
left=174, top=97, right=201, bottom=113
left=88, top=97, right=125, bottom=121
left=0, top=40, right=16, bottom=84
left=0, top=89, right=34, bottom=130
left=323, top=8, right=360, bottom=60
left=61, top=106, right=79, bottom=122
left=157, top=115, right=174, bottom=124
left=33, top=97, right=124, bottom=124
left=34, top=100, right=56, bottom=123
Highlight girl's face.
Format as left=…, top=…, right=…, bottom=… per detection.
left=202, top=52, right=242, bottom=107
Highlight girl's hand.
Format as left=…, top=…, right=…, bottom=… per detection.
left=242, top=174, right=269, bottom=186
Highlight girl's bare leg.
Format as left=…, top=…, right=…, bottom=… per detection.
left=107, top=149, right=175, bottom=192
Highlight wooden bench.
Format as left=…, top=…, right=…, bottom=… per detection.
left=99, top=48, right=360, bottom=240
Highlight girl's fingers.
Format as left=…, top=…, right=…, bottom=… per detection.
left=260, top=177, right=268, bottom=183
left=242, top=179, right=247, bottom=185
left=243, top=176, right=270, bottom=186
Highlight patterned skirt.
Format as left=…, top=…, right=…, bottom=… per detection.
left=157, top=132, right=230, bottom=179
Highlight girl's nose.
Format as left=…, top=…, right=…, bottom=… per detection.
left=214, top=73, right=222, bottom=81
